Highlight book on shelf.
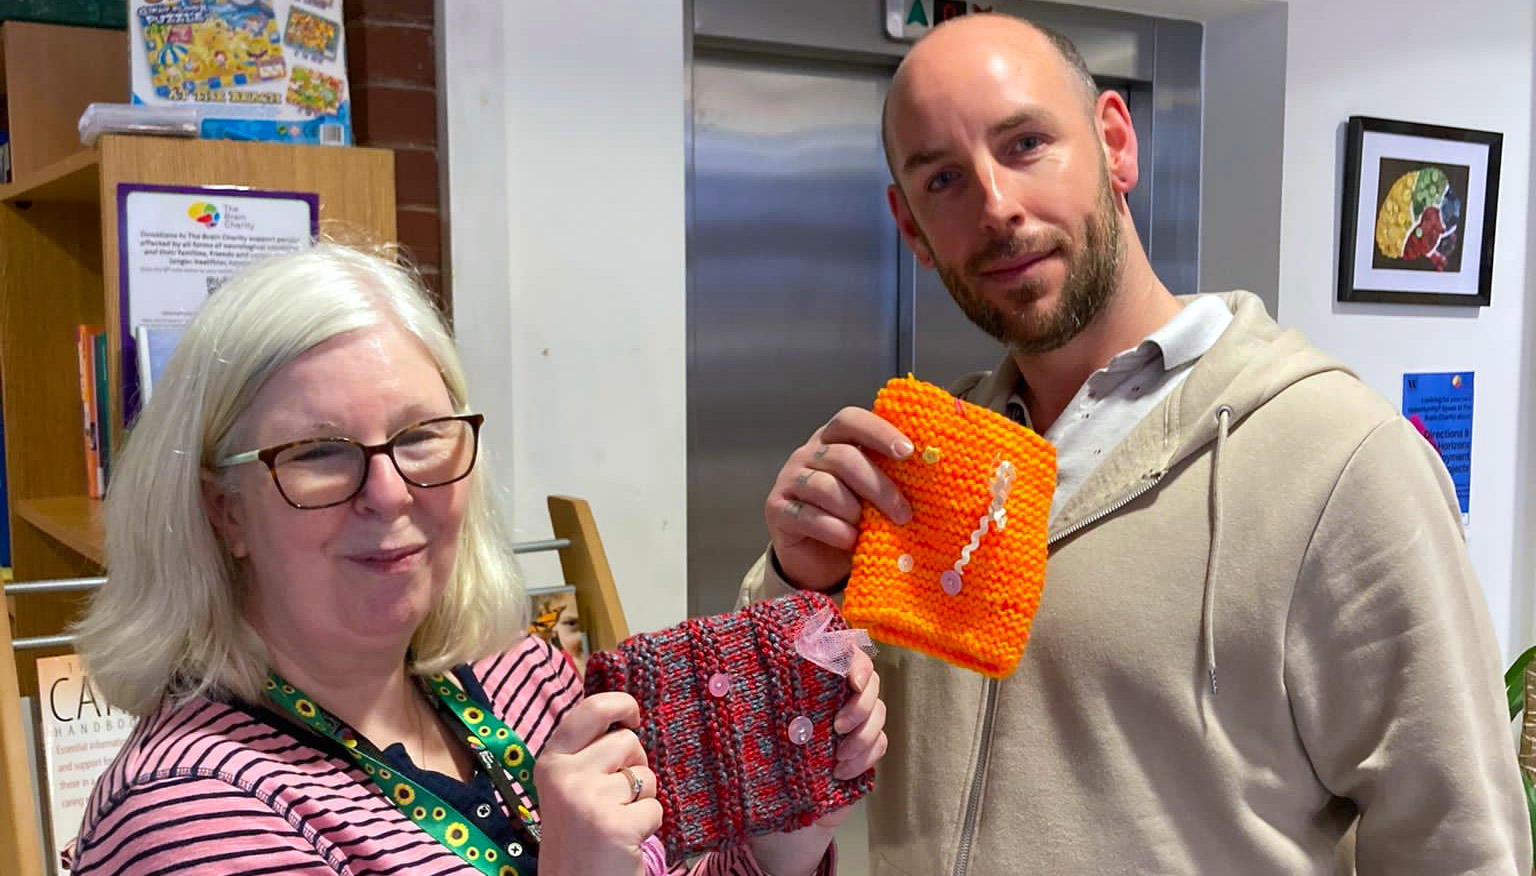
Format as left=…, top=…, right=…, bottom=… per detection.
left=92, top=329, right=110, bottom=488
left=133, top=324, right=185, bottom=407
left=527, top=584, right=590, bottom=676
left=35, top=653, right=137, bottom=873
left=74, top=326, right=102, bottom=498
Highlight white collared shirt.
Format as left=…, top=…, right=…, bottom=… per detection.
left=1005, top=295, right=1234, bottom=520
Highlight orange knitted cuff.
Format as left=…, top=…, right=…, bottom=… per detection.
left=843, top=377, right=1056, bottom=678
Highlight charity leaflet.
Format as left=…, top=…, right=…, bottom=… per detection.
left=118, top=183, right=317, bottom=419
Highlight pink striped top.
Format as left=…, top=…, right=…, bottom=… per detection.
left=70, top=635, right=834, bottom=875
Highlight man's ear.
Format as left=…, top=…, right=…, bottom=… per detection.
left=1095, top=89, right=1139, bottom=196
left=201, top=469, right=249, bottom=559
left=887, top=184, right=936, bottom=269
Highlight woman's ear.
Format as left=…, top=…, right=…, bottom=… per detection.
left=201, top=469, right=249, bottom=559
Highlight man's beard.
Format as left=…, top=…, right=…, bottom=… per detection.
left=929, top=176, right=1124, bottom=355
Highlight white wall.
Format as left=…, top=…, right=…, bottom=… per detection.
left=438, top=0, right=514, bottom=513
left=1518, top=53, right=1536, bottom=662
left=442, top=0, right=689, bottom=635
left=1275, top=0, right=1535, bottom=656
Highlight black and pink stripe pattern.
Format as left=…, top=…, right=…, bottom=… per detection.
left=70, top=635, right=834, bottom=875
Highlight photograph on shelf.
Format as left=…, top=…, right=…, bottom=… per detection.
left=1338, top=116, right=1502, bottom=307
left=527, top=585, right=589, bottom=676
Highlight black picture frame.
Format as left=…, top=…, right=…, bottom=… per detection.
left=1338, top=116, right=1502, bottom=306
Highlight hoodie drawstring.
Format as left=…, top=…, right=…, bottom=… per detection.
left=1202, top=406, right=1232, bottom=700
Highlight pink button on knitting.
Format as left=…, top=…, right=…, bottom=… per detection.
left=940, top=570, right=963, bottom=596
left=708, top=672, right=732, bottom=697
left=787, top=716, right=814, bottom=746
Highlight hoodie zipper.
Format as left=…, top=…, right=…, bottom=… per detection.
left=1049, top=470, right=1168, bottom=546
left=949, top=470, right=1168, bottom=876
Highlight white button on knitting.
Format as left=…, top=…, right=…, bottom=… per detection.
left=787, top=716, right=814, bottom=745
left=897, top=553, right=914, bottom=573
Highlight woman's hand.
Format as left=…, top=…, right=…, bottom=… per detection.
left=747, top=649, right=888, bottom=875
left=535, top=692, right=661, bottom=876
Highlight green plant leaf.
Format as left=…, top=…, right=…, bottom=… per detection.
left=1506, top=646, right=1536, bottom=720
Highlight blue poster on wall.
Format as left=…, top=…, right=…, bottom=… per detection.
left=1401, top=371, right=1473, bottom=521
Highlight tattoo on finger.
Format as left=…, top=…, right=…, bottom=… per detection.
left=786, top=499, right=804, bottom=518
left=795, top=471, right=813, bottom=488
left=812, top=445, right=830, bottom=461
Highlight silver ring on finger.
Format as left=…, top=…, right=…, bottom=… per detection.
left=786, top=499, right=804, bottom=518
left=619, top=766, right=644, bottom=803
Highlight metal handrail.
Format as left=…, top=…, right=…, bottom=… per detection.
left=3, top=577, right=107, bottom=596
left=5, top=538, right=573, bottom=651
left=511, top=538, right=570, bottom=554
left=11, top=635, right=75, bottom=652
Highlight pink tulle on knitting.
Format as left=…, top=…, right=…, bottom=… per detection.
left=793, top=605, right=876, bottom=677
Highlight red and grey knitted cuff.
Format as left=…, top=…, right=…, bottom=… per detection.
left=584, top=592, right=875, bottom=860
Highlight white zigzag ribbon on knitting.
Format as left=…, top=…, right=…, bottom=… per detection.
left=954, top=459, right=1016, bottom=575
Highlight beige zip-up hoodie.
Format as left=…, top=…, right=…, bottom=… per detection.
left=741, top=291, right=1529, bottom=875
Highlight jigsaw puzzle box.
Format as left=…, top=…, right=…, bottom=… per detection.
left=129, top=0, right=352, bottom=146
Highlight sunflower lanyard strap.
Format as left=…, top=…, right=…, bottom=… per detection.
left=421, top=672, right=542, bottom=840
left=265, top=671, right=539, bottom=876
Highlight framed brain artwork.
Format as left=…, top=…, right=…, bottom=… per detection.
left=1338, top=116, right=1502, bottom=307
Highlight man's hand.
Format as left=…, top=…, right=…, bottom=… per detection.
left=765, top=407, right=916, bottom=590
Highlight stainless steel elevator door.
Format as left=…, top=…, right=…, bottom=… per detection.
left=687, top=53, right=901, bottom=618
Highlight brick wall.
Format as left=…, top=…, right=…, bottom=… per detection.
left=344, top=0, right=449, bottom=315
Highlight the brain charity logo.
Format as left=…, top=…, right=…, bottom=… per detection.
left=188, top=202, right=222, bottom=228
left=1374, top=165, right=1463, bottom=271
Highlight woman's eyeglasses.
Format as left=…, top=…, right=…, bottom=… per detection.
left=215, top=413, right=484, bottom=510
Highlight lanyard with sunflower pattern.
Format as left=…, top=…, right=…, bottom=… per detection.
left=264, top=670, right=539, bottom=876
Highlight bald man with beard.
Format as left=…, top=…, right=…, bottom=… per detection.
left=739, top=13, right=1527, bottom=876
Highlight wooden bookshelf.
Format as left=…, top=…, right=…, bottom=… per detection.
left=15, top=498, right=104, bottom=567
left=0, top=21, right=126, bottom=182
left=0, top=135, right=396, bottom=667
left=0, top=24, right=397, bottom=874
left=0, top=149, right=101, bottom=205
left=0, top=135, right=396, bottom=876
left=0, top=598, right=41, bottom=876
left=0, top=28, right=128, bottom=713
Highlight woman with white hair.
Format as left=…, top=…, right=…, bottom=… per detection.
left=68, top=244, right=885, bottom=875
